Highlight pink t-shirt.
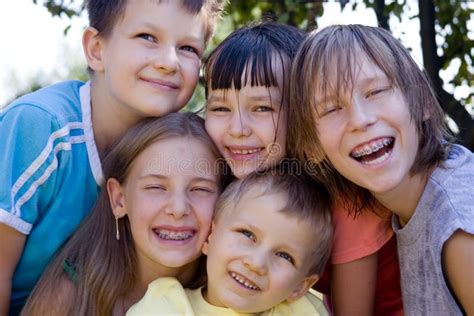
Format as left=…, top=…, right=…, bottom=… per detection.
left=316, top=206, right=403, bottom=315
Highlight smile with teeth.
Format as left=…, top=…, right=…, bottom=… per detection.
left=228, top=147, right=262, bottom=155
left=230, top=272, right=260, bottom=291
left=154, top=229, right=195, bottom=241
left=350, top=137, right=394, bottom=165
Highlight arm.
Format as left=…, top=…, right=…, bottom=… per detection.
left=331, top=253, right=377, bottom=316
left=0, top=223, right=26, bottom=315
left=442, top=229, right=474, bottom=314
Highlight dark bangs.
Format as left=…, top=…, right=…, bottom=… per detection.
left=204, top=22, right=305, bottom=95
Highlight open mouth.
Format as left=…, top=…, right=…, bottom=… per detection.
left=153, top=229, right=195, bottom=241
left=230, top=272, right=260, bottom=291
left=350, top=137, right=394, bottom=165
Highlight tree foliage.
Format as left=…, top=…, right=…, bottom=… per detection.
left=33, top=0, right=474, bottom=149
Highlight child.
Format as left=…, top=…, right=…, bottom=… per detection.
left=289, top=24, right=474, bottom=314
left=204, top=21, right=403, bottom=315
left=127, top=167, right=332, bottom=315
left=0, top=0, right=225, bottom=314
left=21, top=112, right=225, bottom=315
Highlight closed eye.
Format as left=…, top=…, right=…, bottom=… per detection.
left=366, top=86, right=390, bottom=98
left=276, top=251, right=295, bottom=265
left=145, top=185, right=165, bottom=191
left=191, top=186, right=215, bottom=193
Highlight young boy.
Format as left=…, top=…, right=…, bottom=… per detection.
left=0, top=0, right=225, bottom=314
left=127, top=165, right=332, bottom=315
left=289, top=24, right=474, bottom=314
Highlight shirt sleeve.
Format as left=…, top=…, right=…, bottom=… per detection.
left=0, top=104, right=62, bottom=234
left=331, top=204, right=394, bottom=264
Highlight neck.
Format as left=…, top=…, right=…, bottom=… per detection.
left=89, top=79, right=143, bottom=159
left=119, top=257, right=199, bottom=312
left=373, top=170, right=431, bottom=227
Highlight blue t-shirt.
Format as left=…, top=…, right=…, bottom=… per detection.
left=0, top=80, right=103, bottom=313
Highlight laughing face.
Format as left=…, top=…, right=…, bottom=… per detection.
left=314, top=53, right=420, bottom=202
left=202, top=189, right=318, bottom=313
left=110, top=136, right=219, bottom=273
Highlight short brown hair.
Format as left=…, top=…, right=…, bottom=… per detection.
left=213, top=162, right=333, bottom=275
left=86, top=0, right=227, bottom=43
left=288, top=24, right=452, bottom=212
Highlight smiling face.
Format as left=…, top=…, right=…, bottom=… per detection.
left=314, top=53, right=420, bottom=202
left=205, top=74, right=287, bottom=179
left=202, top=189, right=318, bottom=313
left=94, top=0, right=205, bottom=120
left=111, top=136, right=219, bottom=275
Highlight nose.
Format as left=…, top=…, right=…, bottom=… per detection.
left=228, top=110, right=252, bottom=138
left=243, top=251, right=268, bottom=275
left=347, top=96, right=377, bottom=132
left=153, top=46, right=178, bottom=73
left=165, top=191, right=190, bottom=218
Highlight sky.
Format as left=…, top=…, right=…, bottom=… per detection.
left=0, top=0, right=468, bottom=106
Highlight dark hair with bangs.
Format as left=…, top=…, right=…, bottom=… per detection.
left=204, top=21, right=305, bottom=96
left=213, top=161, right=333, bottom=275
left=86, top=0, right=226, bottom=42
left=288, top=24, right=452, bottom=213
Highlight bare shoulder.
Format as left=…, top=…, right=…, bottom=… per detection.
left=442, top=229, right=474, bottom=314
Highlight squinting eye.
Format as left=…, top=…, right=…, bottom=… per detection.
left=238, top=229, right=256, bottom=241
left=208, top=106, right=230, bottom=112
left=276, top=251, right=295, bottom=264
left=145, top=185, right=165, bottom=191
left=137, top=33, right=155, bottom=42
left=181, top=45, right=199, bottom=55
left=255, top=106, right=274, bottom=112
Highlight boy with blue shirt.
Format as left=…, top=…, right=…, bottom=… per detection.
left=0, top=0, right=225, bottom=314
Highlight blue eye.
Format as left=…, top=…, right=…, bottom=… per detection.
left=181, top=45, right=199, bottom=55
left=137, top=33, right=156, bottom=42
left=276, top=251, right=294, bottom=264
left=238, top=229, right=256, bottom=241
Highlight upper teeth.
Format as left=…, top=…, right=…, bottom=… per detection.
left=229, top=148, right=260, bottom=155
left=231, top=272, right=259, bottom=290
left=352, top=138, right=392, bottom=158
left=157, top=229, right=194, bottom=240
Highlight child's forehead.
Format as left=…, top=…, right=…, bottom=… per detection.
left=313, top=52, right=389, bottom=100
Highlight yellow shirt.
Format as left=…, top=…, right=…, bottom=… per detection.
left=127, top=277, right=328, bottom=315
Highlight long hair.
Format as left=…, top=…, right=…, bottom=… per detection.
left=288, top=24, right=452, bottom=213
left=23, top=112, right=224, bottom=315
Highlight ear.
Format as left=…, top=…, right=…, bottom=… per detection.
left=107, top=178, right=126, bottom=217
left=82, top=26, right=105, bottom=72
left=202, top=222, right=216, bottom=255
left=286, top=274, right=319, bottom=302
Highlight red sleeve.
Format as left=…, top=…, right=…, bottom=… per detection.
left=331, top=205, right=393, bottom=264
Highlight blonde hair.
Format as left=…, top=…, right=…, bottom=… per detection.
left=213, top=162, right=333, bottom=275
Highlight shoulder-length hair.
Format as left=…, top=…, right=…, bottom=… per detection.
left=288, top=24, right=452, bottom=212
